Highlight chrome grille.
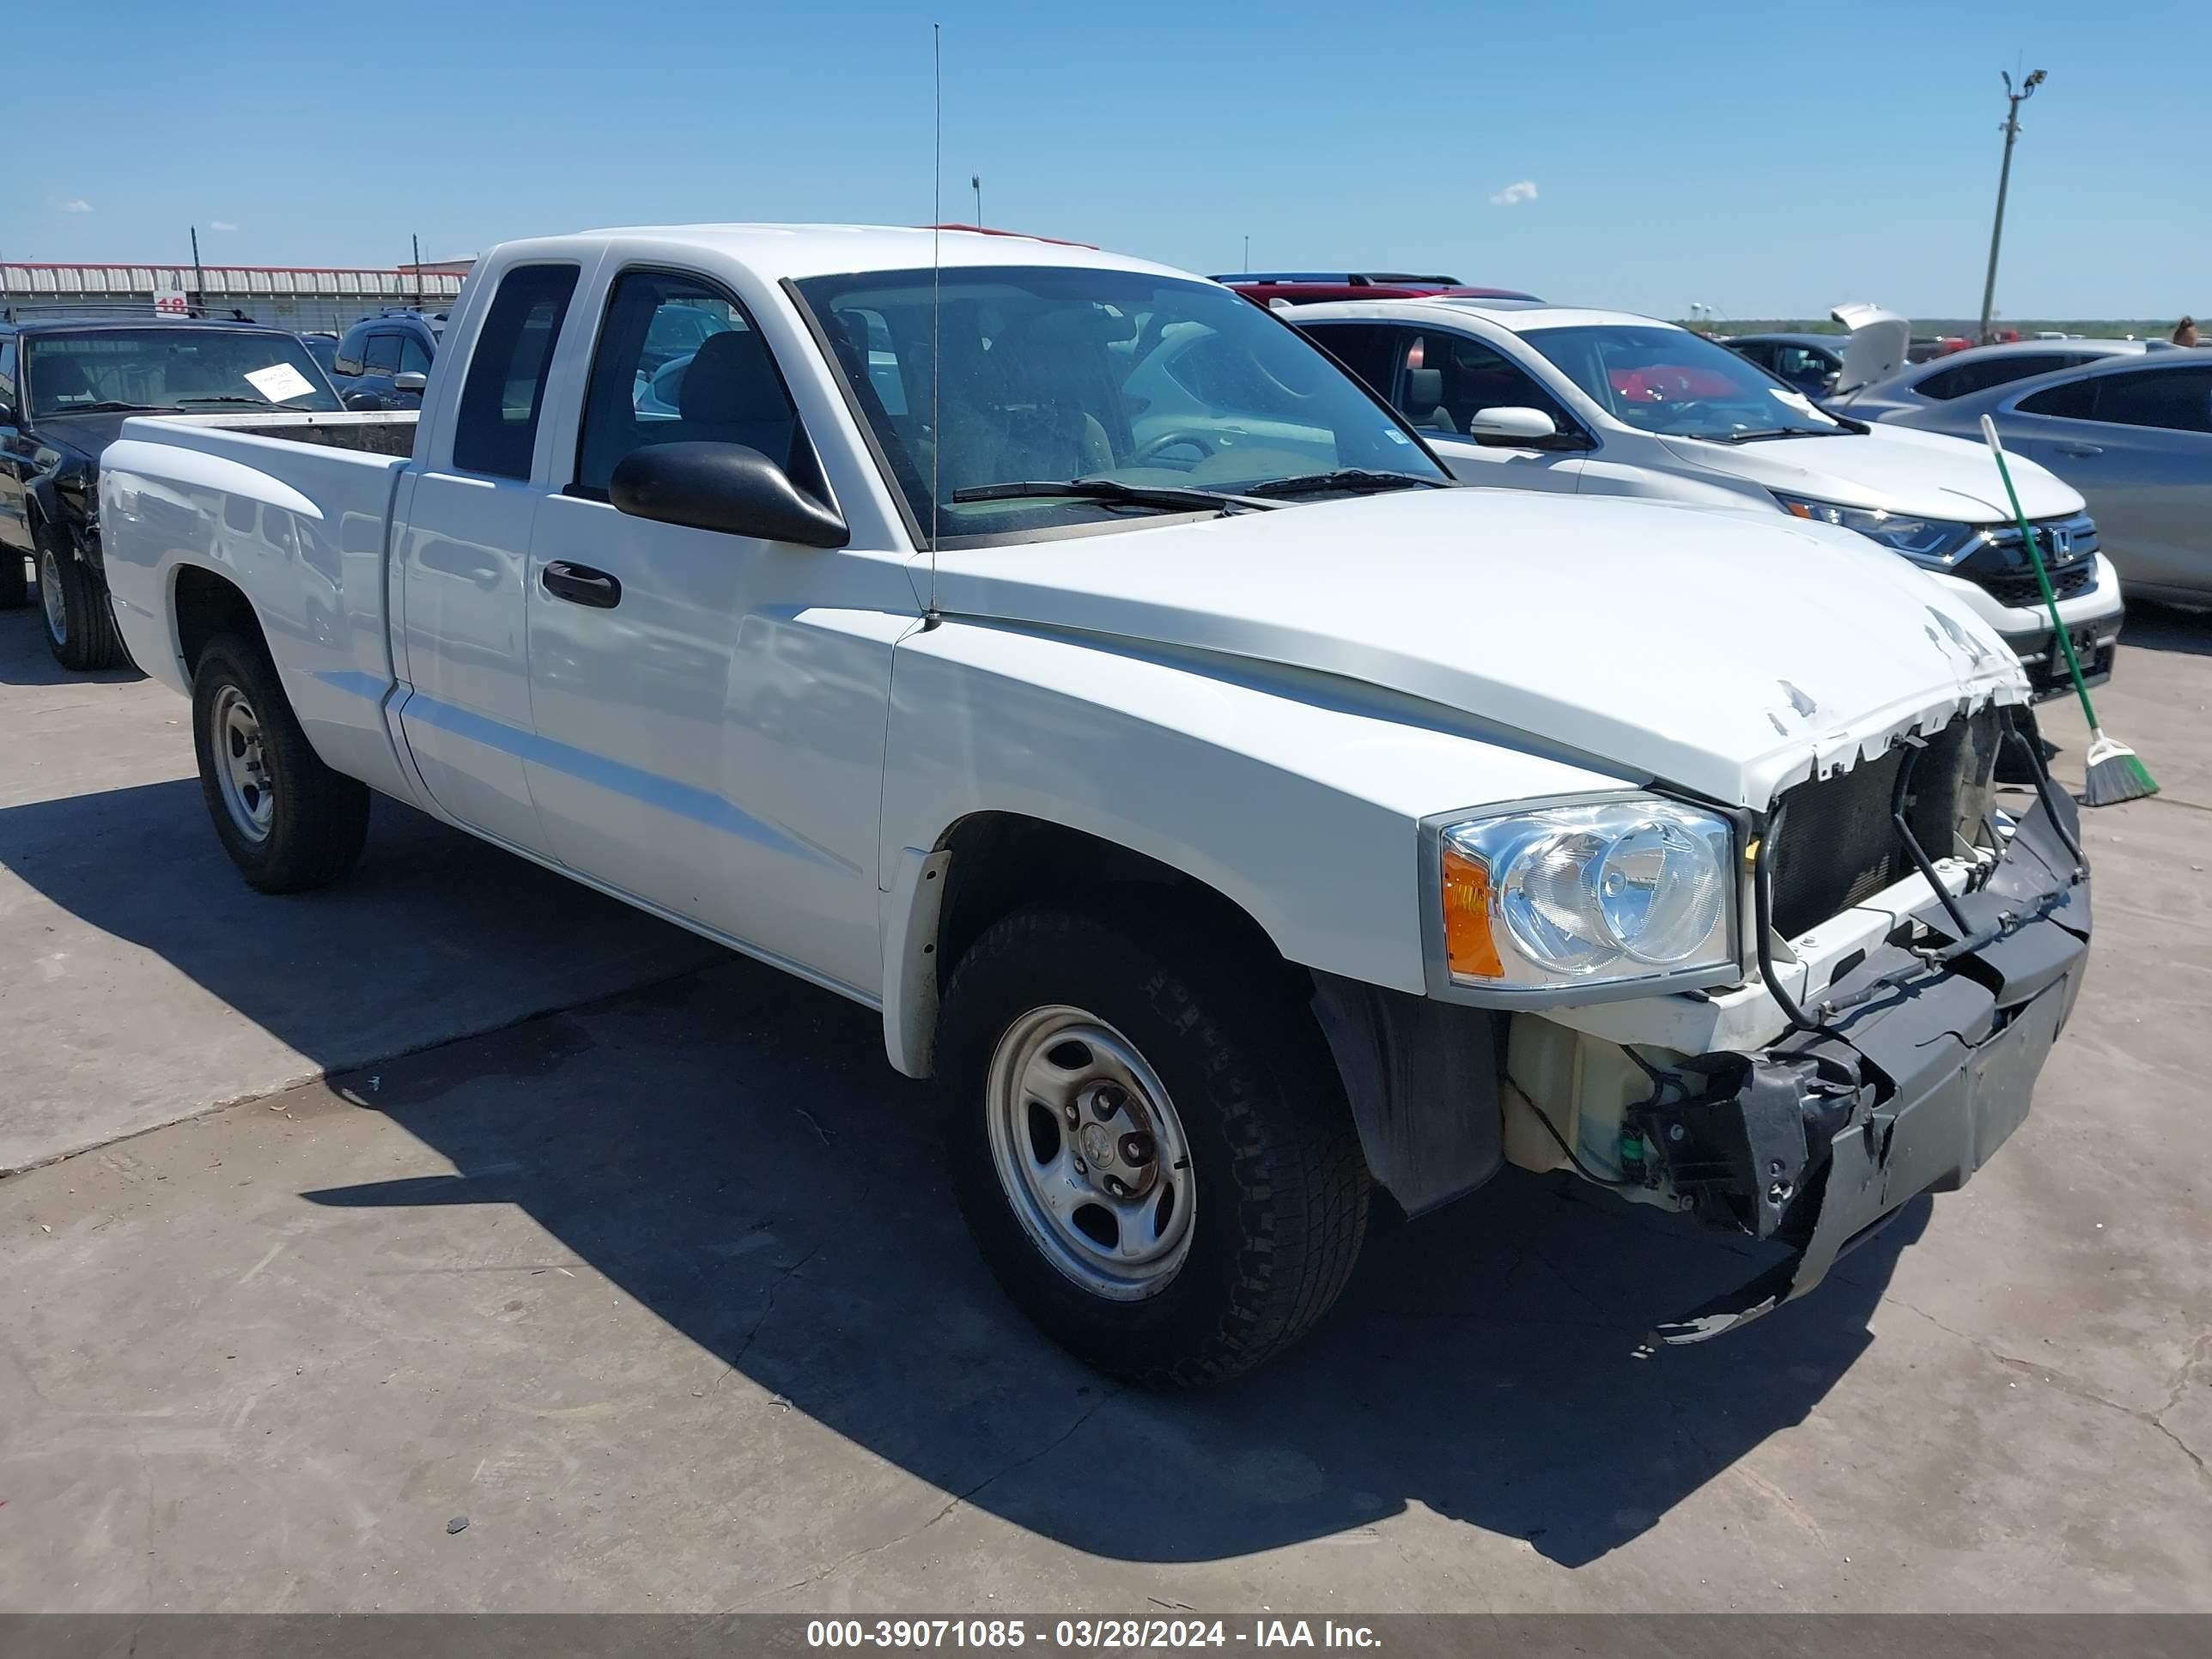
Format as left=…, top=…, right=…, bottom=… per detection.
left=1955, top=513, right=2100, bottom=610
left=1980, top=562, right=2099, bottom=609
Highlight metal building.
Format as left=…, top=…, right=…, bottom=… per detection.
left=1, top=262, right=470, bottom=332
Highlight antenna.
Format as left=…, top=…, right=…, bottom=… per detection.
left=928, top=21, right=943, bottom=607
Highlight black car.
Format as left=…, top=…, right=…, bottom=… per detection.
left=329, top=308, right=443, bottom=410
left=0, top=317, right=343, bottom=668
left=1722, top=332, right=1848, bottom=397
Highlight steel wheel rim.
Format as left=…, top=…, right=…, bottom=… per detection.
left=210, top=684, right=275, bottom=842
left=39, top=548, right=66, bottom=645
left=985, top=1005, right=1196, bottom=1301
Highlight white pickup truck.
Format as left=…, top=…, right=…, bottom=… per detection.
left=97, top=225, right=2092, bottom=1384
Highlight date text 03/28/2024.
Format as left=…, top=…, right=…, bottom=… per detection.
left=805, top=1620, right=1381, bottom=1649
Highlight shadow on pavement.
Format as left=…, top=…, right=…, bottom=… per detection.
left=2122, top=602, right=2210, bottom=658
left=0, top=775, right=720, bottom=1158
left=297, top=957, right=1918, bottom=1571
left=0, top=605, right=146, bottom=687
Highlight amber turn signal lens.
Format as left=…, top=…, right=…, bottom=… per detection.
left=1441, top=841, right=1505, bottom=980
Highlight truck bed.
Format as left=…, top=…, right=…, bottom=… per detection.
left=170, top=409, right=419, bottom=458
left=96, top=410, right=424, bottom=803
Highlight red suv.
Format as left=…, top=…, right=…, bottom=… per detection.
left=1212, top=271, right=1541, bottom=307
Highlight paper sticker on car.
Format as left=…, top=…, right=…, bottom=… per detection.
left=244, top=362, right=318, bottom=404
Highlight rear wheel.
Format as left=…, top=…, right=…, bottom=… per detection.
left=191, top=633, right=370, bottom=892
left=35, top=521, right=126, bottom=671
left=938, top=893, right=1370, bottom=1387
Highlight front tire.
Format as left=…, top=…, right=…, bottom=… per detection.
left=0, top=543, right=27, bottom=609
left=938, top=893, right=1370, bottom=1387
left=191, top=633, right=370, bottom=892
left=36, top=522, right=126, bottom=671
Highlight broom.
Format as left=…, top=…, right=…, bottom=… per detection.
left=1979, top=414, right=2157, bottom=807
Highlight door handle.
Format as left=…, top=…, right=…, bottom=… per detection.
left=2054, top=444, right=2103, bottom=458
left=541, top=561, right=622, bottom=608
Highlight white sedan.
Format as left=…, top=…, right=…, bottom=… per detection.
left=1295, top=299, right=2127, bottom=700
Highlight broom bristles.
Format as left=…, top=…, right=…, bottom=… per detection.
left=2082, top=731, right=2160, bottom=807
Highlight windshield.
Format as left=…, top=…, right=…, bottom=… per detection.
left=26, top=328, right=343, bottom=417
left=791, top=265, right=1444, bottom=543
left=1520, top=323, right=1844, bottom=441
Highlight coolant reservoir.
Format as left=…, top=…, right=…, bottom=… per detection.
left=1504, top=1016, right=1656, bottom=1182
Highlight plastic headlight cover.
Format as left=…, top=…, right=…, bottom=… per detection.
left=1773, top=492, right=1980, bottom=565
left=1440, top=801, right=1735, bottom=989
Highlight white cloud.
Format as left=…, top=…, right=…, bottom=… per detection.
left=1488, top=179, right=1538, bottom=208
left=61, top=198, right=94, bottom=214
left=210, top=220, right=239, bottom=232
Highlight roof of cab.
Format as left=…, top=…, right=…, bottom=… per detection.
left=509, top=223, right=1188, bottom=283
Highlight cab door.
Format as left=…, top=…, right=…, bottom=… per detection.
left=392, top=259, right=584, bottom=853
left=520, top=265, right=907, bottom=993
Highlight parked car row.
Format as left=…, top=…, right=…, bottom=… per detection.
left=82, top=224, right=2100, bottom=1387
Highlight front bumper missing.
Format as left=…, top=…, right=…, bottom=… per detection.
left=1644, top=783, right=2090, bottom=1344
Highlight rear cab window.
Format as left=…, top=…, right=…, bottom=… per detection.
left=451, top=264, right=580, bottom=480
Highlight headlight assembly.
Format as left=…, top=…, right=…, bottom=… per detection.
left=1438, top=800, right=1737, bottom=992
left=1772, top=492, right=1981, bottom=567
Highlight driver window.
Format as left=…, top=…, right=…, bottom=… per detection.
left=1774, top=346, right=1828, bottom=381
left=1393, top=331, right=1571, bottom=436
left=573, top=270, right=801, bottom=500
left=362, top=334, right=404, bottom=374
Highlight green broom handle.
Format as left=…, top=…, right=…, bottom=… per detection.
left=1981, top=415, right=2100, bottom=732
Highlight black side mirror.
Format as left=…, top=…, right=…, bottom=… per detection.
left=610, top=441, right=848, bottom=548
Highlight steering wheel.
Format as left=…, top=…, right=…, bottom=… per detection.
left=1650, top=400, right=1723, bottom=433
left=1131, top=428, right=1221, bottom=465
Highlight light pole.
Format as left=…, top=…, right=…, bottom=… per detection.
left=971, top=175, right=982, bottom=226
left=1977, top=68, right=2046, bottom=344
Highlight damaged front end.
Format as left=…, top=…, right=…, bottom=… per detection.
left=1311, top=701, right=2090, bottom=1346
left=1635, top=717, right=2090, bottom=1340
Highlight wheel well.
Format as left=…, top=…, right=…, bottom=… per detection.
left=173, top=566, right=266, bottom=679
left=933, top=813, right=1285, bottom=996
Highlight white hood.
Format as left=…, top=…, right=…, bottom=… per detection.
left=1661, top=422, right=2084, bottom=524
left=931, top=490, right=2026, bottom=809
left=1830, top=302, right=1909, bottom=394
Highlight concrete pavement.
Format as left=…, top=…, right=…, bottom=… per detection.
left=0, top=614, right=721, bottom=1174
left=1, top=603, right=2208, bottom=1612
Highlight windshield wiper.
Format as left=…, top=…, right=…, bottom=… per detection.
left=173, top=397, right=318, bottom=410
left=43, top=400, right=161, bottom=415
left=1242, top=468, right=1448, bottom=499
left=950, top=477, right=1278, bottom=514
left=1705, top=427, right=1844, bottom=445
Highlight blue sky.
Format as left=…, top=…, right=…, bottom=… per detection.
left=11, top=0, right=2203, bottom=321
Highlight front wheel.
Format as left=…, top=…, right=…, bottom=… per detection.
left=35, top=523, right=126, bottom=670
left=938, top=894, right=1370, bottom=1387
left=191, top=633, right=370, bottom=892
left=0, top=544, right=27, bottom=609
